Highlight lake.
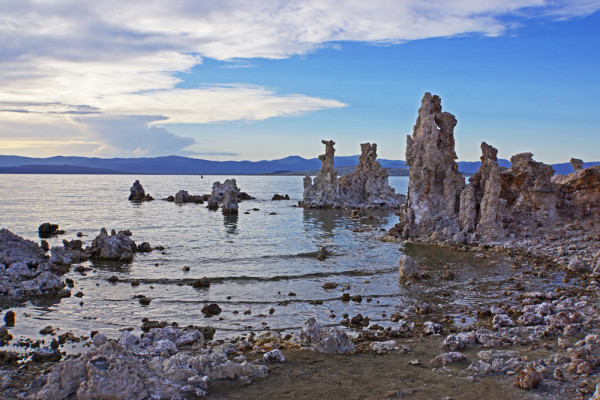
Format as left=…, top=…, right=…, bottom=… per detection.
left=0, top=174, right=537, bottom=347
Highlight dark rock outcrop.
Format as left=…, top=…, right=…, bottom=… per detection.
left=38, top=223, right=65, bottom=238
left=128, top=180, right=153, bottom=202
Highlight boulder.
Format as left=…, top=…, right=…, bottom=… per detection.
left=128, top=180, right=153, bottom=202
left=398, top=255, right=422, bottom=280
left=86, top=228, right=136, bottom=261
left=272, top=194, right=290, bottom=200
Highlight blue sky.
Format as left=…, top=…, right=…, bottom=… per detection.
left=1, top=1, right=599, bottom=163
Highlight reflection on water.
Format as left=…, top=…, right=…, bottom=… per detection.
left=0, top=174, right=572, bottom=348
left=223, top=213, right=239, bottom=235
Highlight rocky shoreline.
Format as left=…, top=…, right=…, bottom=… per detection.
left=2, top=93, right=600, bottom=399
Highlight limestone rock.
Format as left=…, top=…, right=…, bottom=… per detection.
left=398, top=255, right=422, bottom=280
left=302, top=140, right=340, bottom=208
left=128, top=180, right=153, bottom=202
left=263, top=349, right=285, bottom=363
left=207, top=179, right=240, bottom=214
left=337, top=143, right=403, bottom=208
left=570, top=158, right=584, bottom=171
left=552, top=164, right=600, bottom=219
left=38, top=223, right=65, bottom=238
left=500, top=152, right=557, bottom=217
left=514, top=366, right=543, bottom=390
left=460, top=142, right=506, bottom=241
left=174, top=190, right=204, bottom=204
left=295, top=318, right=355, bottom=354
left=396, top=93, right=465, bottom=239
left=86, top=228, right=136, bottom=261
left=430, top=352, right=466, bottom=367
left=302, top=140, right=402, bottom=208
left=35, top=327, right=265, bottom=400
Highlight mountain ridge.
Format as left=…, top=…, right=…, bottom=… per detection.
left=0, top=155, right=597, bottom=175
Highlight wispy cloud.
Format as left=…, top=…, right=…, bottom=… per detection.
left=1, top=0, right=598, bottom=156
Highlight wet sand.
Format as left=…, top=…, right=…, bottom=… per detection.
left=207, top=336, right=533, bottom=400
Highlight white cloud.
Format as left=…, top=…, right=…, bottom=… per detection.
left=1, top=0, right=598, bottom=156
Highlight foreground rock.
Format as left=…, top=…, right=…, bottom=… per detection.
left=35, top=327, right=267, bottom=399
left=294, top=318, right=355, bottom=354
left=302, top=141, right=403, bottom=209
left=128, top=180, right=153, bottom=202
left=207, top=179, right=240, bottom=214
left=0, top=229, right=68, bottom=302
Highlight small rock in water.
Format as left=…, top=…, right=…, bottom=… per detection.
left=202, top=303, right=222, bottom=317
left=190, top=277, right=210, bottom=289
left=322, top=282, right=337, bottom=289
left=317, top=247, right=330, bottom=261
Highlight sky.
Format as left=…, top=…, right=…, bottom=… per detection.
left=1, top=1, right=599, bottom=163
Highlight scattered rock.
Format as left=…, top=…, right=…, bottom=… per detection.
left=201, top=304, right=222, bottom=317
left=322, top=282, right=337, bottom=289
left=514, top=366, right=543, bottom=390
left=190, top=277, right=211, bottom=289
left=294, top=318, right=355, bottom=354
left=271, top=194, right=290, bottom=201
left=430, top=352, right=466, bottom=367
left=398, top=255, right=422, bottom=280
left=263, top=349, right=285, bottom=363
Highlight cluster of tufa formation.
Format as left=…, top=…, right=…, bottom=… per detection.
left=302, top=140, right=403, bottom=208
left=207, top=179, right=240, bottom=214
left=386, top=92, right=600, bottom=246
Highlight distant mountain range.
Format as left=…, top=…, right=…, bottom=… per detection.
left=0, top=155, right=597, bottom=176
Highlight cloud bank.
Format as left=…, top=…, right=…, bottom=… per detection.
left=0, top=0, right=598, bottom=156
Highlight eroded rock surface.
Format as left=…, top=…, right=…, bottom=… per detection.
left=385, top=93, right=599, bottom=255
left=35, top=327, right=267, bottom=400
left=0, top=229, right=68, bottom=302
left=393, top=93, right=464, bottom=239
left=302, top=140, right=403, bottom=208
left=207, top=179, right=240, bottom=214
left=86, top=228, right=138, bottom=262
left=128, top=180, right=153, bottom=202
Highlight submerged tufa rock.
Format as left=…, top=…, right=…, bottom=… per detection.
left=207, top=179, right=240, bottom=214
left=302, top=140, right=403, bottom=208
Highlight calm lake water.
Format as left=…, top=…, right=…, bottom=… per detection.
left=0, top=174, right=559, bottom=346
